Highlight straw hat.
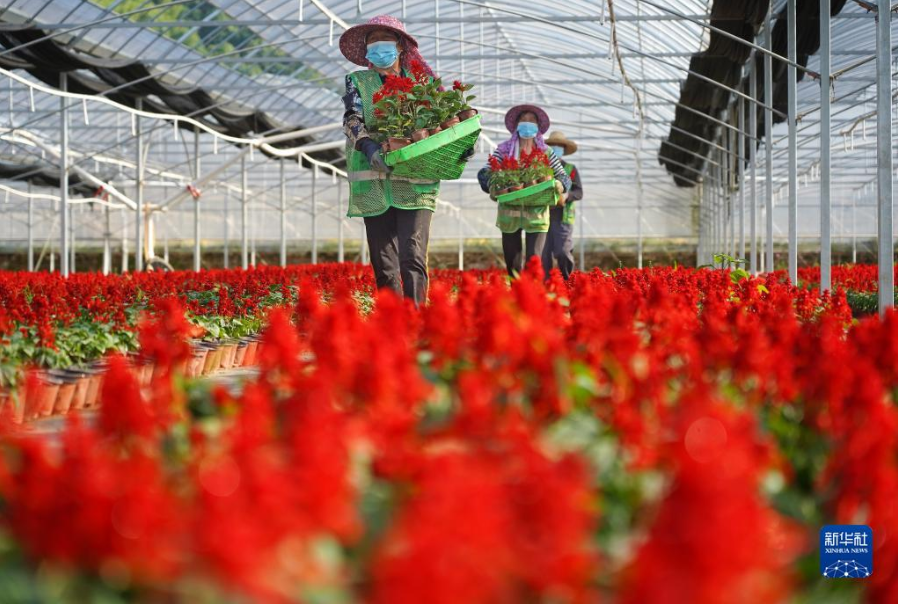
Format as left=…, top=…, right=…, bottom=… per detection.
left=545, top=131, right=578, bottom=155
left=504, top=104, right=550, bottom=135
left=339, top=15, right=418, bottom=67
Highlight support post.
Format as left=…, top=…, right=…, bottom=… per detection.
left=787, top=0, right=798, bottom=282
left=27, top=185, right=34, bottom=272
left=135, top=99, right=144, bottom=272
left=876, top=0, right=894, bottom=313
left=749, top=55, right=758, bottom=273
left=738, top=97, right=745, bottom=260
left=311, top=167, right=318, bottom=264
left=60, top=73, right=69, bottom=277
left=338, top=179, right=345, bottom=263
left=764, top=8, right=774, bottom=273
left=820, top=0, right=832, bottom=293
left=121, top=207, right=129, bottom=272
left=103, top=204, right=111, bottom=275
left=361, top=221, right=369, bottom=265
left=241, top=154, right=249, bottom=269
left=636, top=135, right=644, bottom=269
left=280, top=160, right=287, bottom=267
left=193, top=128, right=201, bottom=271
left=223, top=189, right=230, bottom=269
left=70, top=202, right=76, bottom=273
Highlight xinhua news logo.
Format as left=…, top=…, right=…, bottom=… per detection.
left=820, top=525, right=873, bottom=579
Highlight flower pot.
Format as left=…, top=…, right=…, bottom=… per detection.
left=244, top=340, right=260, bottom=367
left=71, top=375, right=90, bottom=410
left=529, top=180, right=539, bottom=187
left=85, top=372, right=102, bottom=408
left=189, top=350, right=208, bottom=378
left=220, top=343, right=237, bottom=370
left=387, top=137, right=412, bottom=152
left=35, top=376, right=61, bottom=419
left=428, top=126, right=443, bottom=136
left=201, top=344, right=220, bottom=375
left=234, top=342, right=248, bottom=367
left=410, top=129, right=430, bottom=142
left=457, top=109, right=478, bottom=121
left=440, top=116, right=461, bottom=130
left=509, top=184, right=524, bottom=192
left=540, top=175, right=553, bottom=183
left=54, top=380, right=77, bottom=416
left=498, top=188, right=511, bottom=196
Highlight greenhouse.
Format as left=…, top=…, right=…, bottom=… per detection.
left=0, top=0, right=897, bottom=601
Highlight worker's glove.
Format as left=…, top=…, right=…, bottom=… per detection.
left=361, top=138, right=392, bottom=173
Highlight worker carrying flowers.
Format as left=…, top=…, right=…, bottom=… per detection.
left=340, top=15, right=471, bottom=305
left=541, top=131, right=583, bottom=280
left=477, top=105, right=571, bottom=277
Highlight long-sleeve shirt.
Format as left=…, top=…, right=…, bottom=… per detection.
left=342, top=73, right=376, bottom=151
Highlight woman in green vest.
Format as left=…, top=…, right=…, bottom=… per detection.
left=339, top=15, right=449, bottom=306
left=477, top=105, right=571, bottom=277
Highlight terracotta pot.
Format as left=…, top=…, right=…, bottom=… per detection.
left=410, top=128, right=429, bottom=142
left=440, top=116, right=461, bottom=130
left=189, top=350, right=208, bottom=378
left=35, top=377, right=61, bottom=419
left=457, top=108, right=478, bottom=121
left=71, top=376, right=89, bottom=410
left=219, top=343, right=237, bottom=369
left=84, top=374, right=100, bottom=408
left=540, top=175, right=553, bottom=183
left=54, top=381, right=77, bottom=415
left=529, top=180, right=539, bottom=187
left=509, top=184, right=524, bottom=192
left=244, top=341, right=260, bottom=367
left=201, top=345, right=220, bottom=375
left=387, top=137, right=411, bottom=151
left=234, top=342, right=248, bottom=367
left=498, top=188, right=511, bottom=196
left=428, top=126, right=443, bottom=136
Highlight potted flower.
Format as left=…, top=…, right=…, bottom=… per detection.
left=451, top=80, right=478, bottom=121
left=488, top=156, right=522, bottom=196
left=521, top=150, right=554, bottom=185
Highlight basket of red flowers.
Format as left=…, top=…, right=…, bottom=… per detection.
left=490, top=151, right=558, bottom=207
left=369, top=62, right=480, bottom=181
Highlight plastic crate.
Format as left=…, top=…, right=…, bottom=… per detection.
left=496, top=179, right=557, bottom=207
left=384, top=115, right=481, bottom=181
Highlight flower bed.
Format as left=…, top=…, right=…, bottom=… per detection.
left=0, top=262, right=897, bottom=602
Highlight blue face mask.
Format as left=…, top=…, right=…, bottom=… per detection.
left=517, top=122, right=539, bottom=139
left=551, top=146, right=566, bottom=158
left=366, top=42, right=399, bottom=69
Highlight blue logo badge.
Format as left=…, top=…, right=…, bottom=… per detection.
left=820, top=525, right=873, bottom=578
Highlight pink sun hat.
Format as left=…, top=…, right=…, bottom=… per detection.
left=339, top=15, right=419, bottom=67
left=504, top=104, right=551, bottom=135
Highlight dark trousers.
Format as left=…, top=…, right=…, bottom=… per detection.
left=364, top=207, right=432, bottom=306
left=501, top=230, right=547, bottom=277
left=542, top=207, right=575, bottom=280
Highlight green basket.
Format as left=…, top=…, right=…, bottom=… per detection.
left=496, top=179, right=557, bottom=207
left=384, top=115, right=481, bottom=181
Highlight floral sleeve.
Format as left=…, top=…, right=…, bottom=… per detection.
left=342, top=75, right=369, bottom=150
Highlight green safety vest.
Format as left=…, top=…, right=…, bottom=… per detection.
left=562, top=163, right=576, bottom=226
left=346, top=70, right=440, bottom=218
